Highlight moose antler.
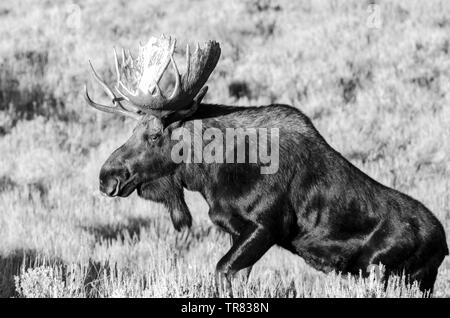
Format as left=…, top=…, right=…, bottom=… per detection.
left=84, top=35, right=221, bottom=119
left=84, top=61, right=142, bottom=120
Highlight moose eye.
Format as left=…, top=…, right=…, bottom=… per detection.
left=149, top=133, right=160, bottom=142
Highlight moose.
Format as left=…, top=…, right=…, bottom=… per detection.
left=84, top=35, right=448, bottom=296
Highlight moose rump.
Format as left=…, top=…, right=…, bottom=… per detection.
left=280, top=134, right=449, bottom=293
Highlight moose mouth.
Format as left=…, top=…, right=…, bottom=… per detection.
left=112, top=174, right=139, bottom=197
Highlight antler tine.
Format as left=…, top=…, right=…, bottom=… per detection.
left=113, top=48, right=121, bottom=85
left=138, top=39, right=173, bottom=100
left=185, top=43, right=190, bottom=79
left=89, top=60, right=115, bottom=100
left=124, top=48, right=134, bottom=83
left=84, top=85, right=141, bottom=120
left=195, top=43, right=200, bottom=55
left=151, top=39, right=220, bottom=113
left=127, top=49, right=134, bottom=61
left=114, top=48, right=128, bottom=96
left=120, top=48, right=134, bottom=84
left=89, top=60, right=129, bottom=112
left=114, top=48, right=142, bottom=104
left=169, top=54, right=181, bottom=99
left=155, top=38, right=176, bottom=85
left=174, top=40, right=220, bottom=104
left=166, top=39, right=182, bottom=100
left=113, top=48, right=142, bottom=113
left=84, top=60, right=142, bottom=120
left=121, top=47, right=126, bottom=66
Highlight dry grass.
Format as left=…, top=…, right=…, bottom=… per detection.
left=0, top=0, right=449, bottom=297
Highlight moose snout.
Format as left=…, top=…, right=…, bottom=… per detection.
left=99, top=177, right=120, bottom=196
left=99, top=165, right=130, bottom=197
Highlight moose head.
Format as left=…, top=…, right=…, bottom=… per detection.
left=84, top=35, right=221, bottom=198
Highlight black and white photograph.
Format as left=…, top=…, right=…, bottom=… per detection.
left=0, top=0, right=450, bottom=304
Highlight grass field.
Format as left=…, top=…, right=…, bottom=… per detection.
left=0, top=0, right=449, bottom=297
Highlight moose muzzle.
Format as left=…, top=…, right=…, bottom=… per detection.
left=99, top=163, right=137, bottom=197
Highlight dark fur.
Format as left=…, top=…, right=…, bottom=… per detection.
left=137, top=175, right=191, bottom=231
left=99, top=103, right=448, bottom=294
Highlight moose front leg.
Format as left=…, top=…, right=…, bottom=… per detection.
left=216, top=224, right=275, bottom=297
left=229, top=235, right=253, bottom=283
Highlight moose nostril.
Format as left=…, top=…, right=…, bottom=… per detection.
left=100, top=178, right=120, bottom=196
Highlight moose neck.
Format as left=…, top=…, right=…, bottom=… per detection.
left=171, top=103, right=246, bottom=195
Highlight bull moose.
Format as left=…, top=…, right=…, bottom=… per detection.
left=84, top=35, right=448, bottom=296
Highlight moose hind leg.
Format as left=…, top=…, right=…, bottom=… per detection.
left=408, top=251, right=446, bottom=296
left=216, top=224, right=275, bottom=297
left=413, top=267, right=438, bottom=296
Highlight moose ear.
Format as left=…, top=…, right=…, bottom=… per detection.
left=162, top=86, right=208, bottom=128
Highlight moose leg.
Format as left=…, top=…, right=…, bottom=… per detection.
left=229, top=235, right=253, bottom=283
left=216, top=224, right=275, bottom=297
